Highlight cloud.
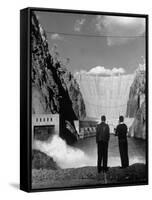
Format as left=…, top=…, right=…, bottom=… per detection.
left=51, top=33, right=63, bottom=40
left=75, top=66, right=125, bottom=76
left=88, top=66, right=125, bottom=75
left=95, top=15, right=145, bottom=46
left=74, top=18, right=86, bottom=32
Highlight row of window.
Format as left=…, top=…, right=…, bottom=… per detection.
left=36, top=117, right=53, bottom=122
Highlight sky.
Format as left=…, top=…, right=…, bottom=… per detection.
left=35, top=11, right=146, bottom=75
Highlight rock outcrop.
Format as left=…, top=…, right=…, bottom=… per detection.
left=126, top=65, right=146, bottom=139
left=31, top=12, right=86, bottom=143
left=32, top=149, right=59, bottom=170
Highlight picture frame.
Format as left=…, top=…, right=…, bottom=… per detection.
left=20, top=7, right=148, bottom=192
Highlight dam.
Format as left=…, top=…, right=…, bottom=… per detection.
left=75, top=73, right=135, bottom=119
left=74, top=73, right=135, bottom=138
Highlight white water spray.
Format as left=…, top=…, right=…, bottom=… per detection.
left=33, top=135, right=90, bottom=169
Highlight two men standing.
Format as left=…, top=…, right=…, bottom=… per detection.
left=96, top=115, right=129, bottom=173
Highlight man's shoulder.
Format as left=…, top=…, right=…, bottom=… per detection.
left=121, top=123, right=127, bottom=127
left=101, top=122, right=109, bottom=128
left=106, top=123, right=109, bottom=127
left=103, top=123, right=109, bottom=129
left=116, top=124, right=121, bottom=130
left=123, top=123, right=128, bottom=129
left=118, top=123, right=127, bottom=128
left=97, top=122, right=109, bottom=127
left=96, top=123, right=100, bottom=127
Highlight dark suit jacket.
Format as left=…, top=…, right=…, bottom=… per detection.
left=96, top=122, right=110, bottom=143
left=115, top=123, right=128, bottom=141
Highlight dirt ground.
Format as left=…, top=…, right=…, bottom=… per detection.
left=32, top=163, right=147, bottom=189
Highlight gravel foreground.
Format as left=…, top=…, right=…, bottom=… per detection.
left=32, top=163, right=147, bottom=189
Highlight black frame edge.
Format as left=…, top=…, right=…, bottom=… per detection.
left=24, top=6, right=148, bottom=17
left=145, top=14, right=149, bottom=185
left=20, top=8, right=31, bottom=192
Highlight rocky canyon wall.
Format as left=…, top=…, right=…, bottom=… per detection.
left=127, top=67, right=146, bottom=139
left=31, top=12, right=86, bottom=143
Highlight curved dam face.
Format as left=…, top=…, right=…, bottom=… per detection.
left=75, top=74, right=135, bottom=120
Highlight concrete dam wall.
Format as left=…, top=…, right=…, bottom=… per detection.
left=75, top=74, right=135, bottom=120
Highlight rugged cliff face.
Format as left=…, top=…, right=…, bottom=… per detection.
left=126, top=65, right=146, bottom=139
left=31, top=12, right=86, bottom=143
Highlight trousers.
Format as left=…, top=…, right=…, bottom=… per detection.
left=119, top=139, right=129, bottom=167
left=97, top=141, right=108, bottom=172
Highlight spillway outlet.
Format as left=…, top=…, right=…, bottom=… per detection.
left=34, top=125, right=55, bottom=141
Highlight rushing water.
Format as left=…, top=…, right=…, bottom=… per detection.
left=34, top=133, right=145, bottom=169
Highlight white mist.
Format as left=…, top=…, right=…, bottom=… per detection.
left=33, top=134, right=90, bottom=169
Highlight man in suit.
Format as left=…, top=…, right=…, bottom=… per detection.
left=115, top=116, right=129, bottom=168
left=96, top=115, right=110, bottom=173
